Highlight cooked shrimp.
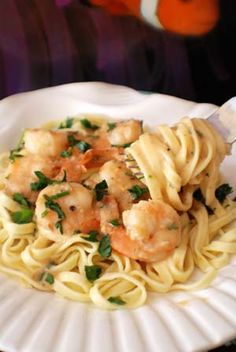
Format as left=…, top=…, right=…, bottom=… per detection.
left=24, top=129, right=68, bottom=157
left=56, top=156, right=87, bottom=183
left=79, top=148, right=121, bottom=169
left=100, top=198, right=181, bottom=263
left=4, top=155, right=59, bottom=203
left=108, top=120, right=142, bottom=146
left=35, top=182, right=99, bottom=241
left=99, top=160, right=148, bottom=211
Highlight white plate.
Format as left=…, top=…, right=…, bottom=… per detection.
left=0, top=82, right=236, bottom=352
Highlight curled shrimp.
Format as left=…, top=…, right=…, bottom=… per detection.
left=35, top=182, right=99, bottom=241
left=107, top=120, right=142, bottom=146
left=100, top=196, right=181, bottom=263
left=24, top=129, right=68, bottom=157
left=4, top=155, right=59, bottom=203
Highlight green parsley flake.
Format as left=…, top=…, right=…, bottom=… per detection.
left=44, top=195, right=65, bottom=220
left=215, top=184, right=233, bottom=203
left=107, top=122, right=116, bottom=131
left=41, top=210, right=48, bottom=218
left=94, top=180, right=108, bottom=201
left=109, top=219, right=120, bottom=227
left=49, top=190, right=70, bottom=200
left=80, top=119, right=99, bottom=130
left=30, top=171, right=53, bottom=191
left=128, top=185, right=148, bottom=200
left=9, top=131, right=25, bottom=162
left=112, top=142, right=132, bottom=148
left=85, top=265, right=102, bottom=282
left=11, top=208, right=33, bottom=224
left=43, top=194, right=65, bottom=234
left=60, top=149, right=72, bottom=158
left=55, top=221, right=63, bottom=234
left=67, top=135, right=91, bottom=153
left=193, top=188, right=214, bottom=215
left=9, top=149, right=23, bottom=162
left=193, top=188, right=204, bottom=202
left=76, top=141, right=91, bottom=153
left=68, top=135, right=78, bottom=147
left=82, top=230, right=99, bottom=242
left=40, top=272, right=54, bottom=285
left=98, top=235, right=111, bottom=258
left=13, top=193, right=31, bottom=208
left=108, top=297, right=126, bottom=305
left=58, top=117, right=74, bottom=129
left=30, top=170, right=67, bottom=191
left=167, top=223, right=178, bottom=230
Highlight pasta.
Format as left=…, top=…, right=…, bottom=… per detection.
left=0, top=115, right=235, bottom=310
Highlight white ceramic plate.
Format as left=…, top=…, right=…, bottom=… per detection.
left=0, top=82, right=236, bottom=352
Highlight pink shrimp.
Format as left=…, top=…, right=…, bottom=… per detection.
left=100, top=196, right=181, bottom=263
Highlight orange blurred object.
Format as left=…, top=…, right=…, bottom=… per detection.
left=158, top=0, right=219, bottom=36
left=91, top=0, right=219, bottom=36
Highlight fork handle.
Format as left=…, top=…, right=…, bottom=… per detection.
left=207, top=97, right=236, bottom=144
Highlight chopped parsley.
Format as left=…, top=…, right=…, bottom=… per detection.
left=215, top=184, right=233, bottom=203
left=128, top=185, right=149, bottom=200
left=80, top=118, right=99, bottom=131
left=67, top=135, right=91, bottom=153
left=193, top=188, right=214, bottom=215
left=40, top=272, right=54, bottom=285
left=11, top=191, right=33, bottom=224
left=108, top=297, right=126, bottom=305
left=41, top=210, right=48, bottom=218
left=43, top=189, right=69, bottom=233
left=9, top=130, right=25, bottom=162
left=48, top=190, right=70, bottom=200
left=58, top=117, right=74, bottom=129
left=193, top=188, right=204, bottom=203
left=43, top=195, right=65, bottom=234
left=9, top=149, right=23, bottom=162
left=167, top=223, right=179, bottom=230
left=112, top=142, right=132, bottom=148
left=11, top=208, right=33, bottom=224
left=107, top=122, right=116, bottom=131
left=76, top=141, right=91, bottom=153
left=94, top=180, right=108, bottom=201
left=98, top=235, right=111, bottom=258
left=60, top=149, right=72, bottom=158
left=109, top=219, right=120, bottom=227
left=60, top=170, right=67, bottom=182
left=30, top=170, right=67, bottom=191
left=44, top=195, right=65, bottom=220
left=85, top=265, right=102, bottom=282
left=30, top=171, right=53, bottom=191
left=82, top=230, right=99, bottom=242
left=68, top=135, right=78, bottom=147
left=55, top=221, right=63, bottom=234
left=13, top=193, right=31, bottom=208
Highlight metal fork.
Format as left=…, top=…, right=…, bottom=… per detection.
left=207, top=97, right=236, bottom=144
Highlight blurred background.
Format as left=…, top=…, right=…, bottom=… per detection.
left=0, top=0, right=235, bottom=104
